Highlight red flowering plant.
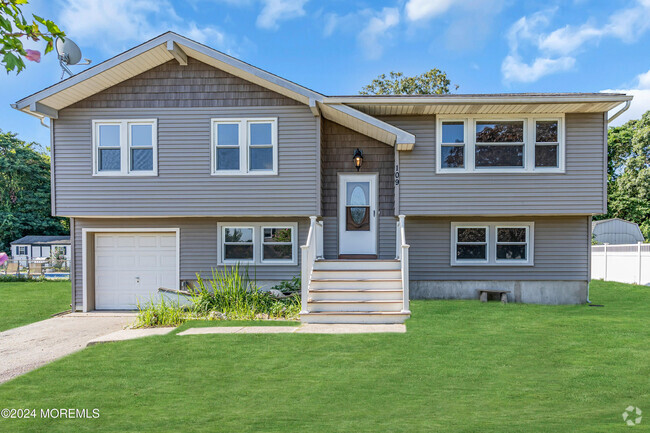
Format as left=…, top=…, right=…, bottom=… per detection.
left=1, top=0, right=65, bottom=73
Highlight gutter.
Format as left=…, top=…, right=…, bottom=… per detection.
left=607, top=100, right=631, bottom=124
left=10, top=103, right=49, bottom=128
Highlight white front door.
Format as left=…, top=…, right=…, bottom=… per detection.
left=338, top=173, right=378, bottom=256
left=94, top=233, right=177, bottom=310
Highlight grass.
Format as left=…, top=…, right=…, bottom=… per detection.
left=0, top=280, right=70, bottom=332
left=0, top=280, right=648, bottom=432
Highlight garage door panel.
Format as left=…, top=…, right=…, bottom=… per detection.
left=117, top=236, right=137, bottom=248
left=159, top=236, right=177, bottom=248
left=94, top=233, right=177, bottom=310
left=138, top=236, right=158, bottom=248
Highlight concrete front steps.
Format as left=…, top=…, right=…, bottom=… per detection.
left=300, top=260, right=410, bottom=324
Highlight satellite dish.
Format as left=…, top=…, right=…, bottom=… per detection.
left=55, top=37, right=91, bottom=79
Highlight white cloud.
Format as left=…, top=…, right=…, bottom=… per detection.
left=58, top=0, right=239, bottom=54
left=502, top=0, right=650, bottom=83
left=357, top=7, right=400, bottom=60
left=405, top=0, right=454, bottom=21
left=324, top=7, right=400, bottom=60
left=603, top=68, right=650, bottom=126
left=256, top=0, right=308, bottom=30
left=501, top=55, right=575, bottom=83
left=637, top=69, right=650, bottom=89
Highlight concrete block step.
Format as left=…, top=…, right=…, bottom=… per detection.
left=300, top=311, right=410, bottom=324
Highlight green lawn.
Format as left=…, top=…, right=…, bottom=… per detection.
left=0, top=280, right=71, bottom=332
left=0, top=280, right=648, bottom=432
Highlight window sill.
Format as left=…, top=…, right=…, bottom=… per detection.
left=219, top=261, right=296, bottom=266
left=451, top=261, right=534, bottom=267
left=211, top=172, right=278, bottom=177
left=437, top=168, right=564, bottom=174
left=92, top=172, right=158, bottom=177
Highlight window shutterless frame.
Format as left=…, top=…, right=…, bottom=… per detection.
left=260, top=225, right=296, bottom=264
left=495, top=225, right=530, bottom=264
left=450, top=222, right=534, bottom=266
left=451, top=224, right=490, bottom=265
left=211, top=118, right=278, bottom=176
left=92, top=119, right=158, bottom=176
left=217, top=222, right=298, bottom=266
left=436, top=114, right=565, bottom=174
left=220, top=226, right=255, bottom=265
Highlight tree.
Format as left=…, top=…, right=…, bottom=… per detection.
left=1, top=0, right=65, bottom=73
left=595, top=110, right=650, bottom=240
left=360, top=69, right=456, bottom=95
left=0, top=130, right=68, bottom=253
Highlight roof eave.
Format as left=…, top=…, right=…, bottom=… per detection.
left=323, top=94, right=633, bottom=105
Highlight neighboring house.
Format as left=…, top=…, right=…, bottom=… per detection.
left=10, top=236, right=71, bottom=266
left=592, top=218, right=645, bottom=244
left=12, top=32, right=632, bottom=322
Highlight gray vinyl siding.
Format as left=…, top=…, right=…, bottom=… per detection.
left=72, top=217, right=307, bottom=306
left=388, top=113, right=606, bottom=215
left=406, top=216, right=589, bottom=281
left=53, top=106, right=318, bottom=216
left=52, top=57, right=318, bottom=217
left=321, top=216, right=397, bottom=260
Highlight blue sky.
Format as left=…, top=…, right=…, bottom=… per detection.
left=2, top=0, right=650, bottom=149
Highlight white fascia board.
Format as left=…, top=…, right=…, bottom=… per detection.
left=320, top=102, right=415, bottom=150
left=14, top=32, right=325, bottom=112
left=324, top=94, right=633, bottom=104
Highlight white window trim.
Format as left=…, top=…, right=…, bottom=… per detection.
left=451, top=222, right=535, bottom=266
left=451, top=224, right=490, bottom=265
left=261, top=225, right=296, bottom=264
left=16, top=245, right=28, bottom=256
left=220, top=225, right=256, bottom=265
left=211, top=118, right=278, bottom=176
left=436, top=114, right=565, bottom=174
left=217, top=222, right=297, bottom=266
left=92, top=119, right=158, bottom=177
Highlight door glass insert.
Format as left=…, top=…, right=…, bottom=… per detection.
left=346, top=182, right=370, bottom=231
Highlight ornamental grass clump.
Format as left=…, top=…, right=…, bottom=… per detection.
left=135, top=296, right=191, bottom=328
left=190, top=265, right=301, bottom=320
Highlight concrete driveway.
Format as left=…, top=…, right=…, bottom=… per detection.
left=0, top=312, right=134, bottom=384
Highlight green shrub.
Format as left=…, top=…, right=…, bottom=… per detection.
left=190, top=265, right=301, bottom=320
left=134, top=296, right=191, bottom=328
left=270, top=276, right=301, bottom=295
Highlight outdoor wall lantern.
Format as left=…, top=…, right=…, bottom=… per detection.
left=353, top=148, right=364, bottom=171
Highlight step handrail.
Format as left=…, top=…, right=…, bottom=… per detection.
left=396, top=215, right=410, bottom=314
left=300, top=216, right=322, bottom=314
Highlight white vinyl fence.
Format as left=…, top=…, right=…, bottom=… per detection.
left=591, top=242, right=650, bottom=285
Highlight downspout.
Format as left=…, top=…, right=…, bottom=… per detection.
left=607, top=100, right=631, bottom=124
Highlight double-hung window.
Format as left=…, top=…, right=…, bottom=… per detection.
left=451, top=222, right=534, bottom=266
left=436, top=115, right=563, bottom=173
left=218, top=223, right=297, bottom=265
left=16, top=246, right=28, bottom=255
left=222, top=227, right=255, bottom=263
left=212, top=118, right=277, bottom=175
left=440, top=121, right=465, bottom=169
left=454, top=226, right=489, bottom=263
left=534, top=120, right=560, bottom=168
left=93, top=119, right=157, bottom=176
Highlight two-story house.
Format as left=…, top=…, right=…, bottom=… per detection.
left=13, top=33, right=631, bottom=323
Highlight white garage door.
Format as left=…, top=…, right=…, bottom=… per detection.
left=94, top=233, right=177, bottom=310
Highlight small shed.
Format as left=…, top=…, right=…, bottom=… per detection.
left=592, top=218, right=645, bottom=244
